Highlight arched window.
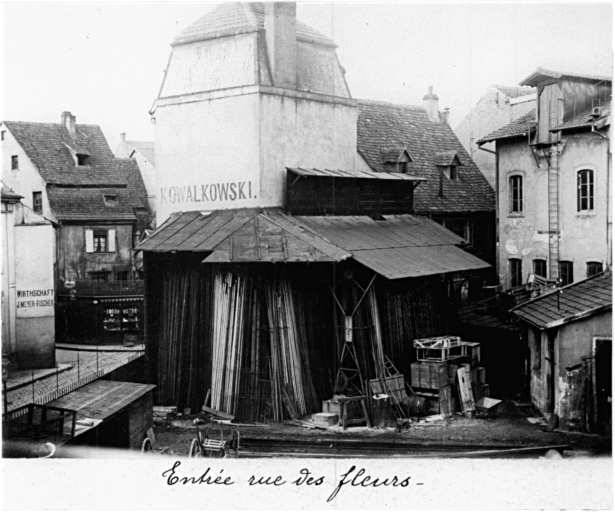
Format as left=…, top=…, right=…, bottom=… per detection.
left=509, top=175, right=523, bottom=213
left=577, top=169, right=594, bottom=212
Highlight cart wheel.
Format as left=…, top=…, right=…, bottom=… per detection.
left=189, top=438, right=202, bottom=458
left=141, top=437, right=152, bottom=453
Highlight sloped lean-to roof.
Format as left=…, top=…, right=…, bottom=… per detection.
left=295, top=215, right=490, bottom=280
left=139, top=209, right=491, bottom=280
left=138, top=208, right=351, bottom=263
left=477, top=109, right=537, bottom=144
left=551, top=101, right=611, bottom=133
left=357, top=100, right=495, bottom=214
left=287, top=167, right=425, bottom=182
left=510, top=272, right=612, bottom=330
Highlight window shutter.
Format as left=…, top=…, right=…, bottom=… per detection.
left=108, top=229, right=116, bottom=252
left=85, top=229, right=94, bottom=253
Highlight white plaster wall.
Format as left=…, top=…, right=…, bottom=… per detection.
left=455, top=89, right=535, bottom=189
left=258, top=93, right=358, bottom=207
left=154, top=93, right=261, bottom=224
left=558, top=134, right=610, bottom=272
left=497, top=133, right=609, bottom=287
left=1, top=128, right=54, bottom=221
left=498, top=141, right=545, bottom=287
left=1, top=206, right=16, bottom=357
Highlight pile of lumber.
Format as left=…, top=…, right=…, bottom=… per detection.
left=153, top=406, right=177, bottom=423
left=410, top=336, right=489, bottom=417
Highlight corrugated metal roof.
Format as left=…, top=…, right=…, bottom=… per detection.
left=352, top=246, right=490, bottom=280
left=510, top=272, right=612, bottom=329
left=287, top=167, right=425, bottom=182
left=295, top=215, right=490, bottom=279
left=140, top=209, right=491, bottom=279
left=138, top=208, right=351, bottom=263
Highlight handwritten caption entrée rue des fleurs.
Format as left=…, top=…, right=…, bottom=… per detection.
left=162, top=461, right=422, bottom=502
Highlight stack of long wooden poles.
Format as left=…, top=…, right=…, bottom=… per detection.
left=266, top=277, right=319, bottom=421
left=157, top=266, right=210, bottom=409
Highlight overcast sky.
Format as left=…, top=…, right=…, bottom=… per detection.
left=2, top=1, right=613, bottom=152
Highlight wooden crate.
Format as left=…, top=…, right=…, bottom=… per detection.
left=462, top=342, right=481, bottom=367
left=369, top=375, right=406, bottom=403
left=322, top=400, right=341, bottom=415
left=413, top=336, right=462, bottom=349
left=415, top=386, right=454, bottom=416
left=416, top=344, right=466, bottom=362
left=410, top=362, right=448, bottom=390
left=477, top=367, right=486, bottom=384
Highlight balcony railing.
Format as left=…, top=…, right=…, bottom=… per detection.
left=60, top=279, right=145, bottom=297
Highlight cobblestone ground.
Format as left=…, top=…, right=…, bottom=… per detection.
left=4, top=348, right=144, bottom=413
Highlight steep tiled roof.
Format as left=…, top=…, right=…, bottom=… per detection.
left=493, top=85, right=535, bottom=99
left=117, top=159, right=148, bottom=210
left=3, top=121, right=126, bottom=187
left=130, top=143, right=155, bottom=166
left=477, top=109, right=536, bottom=144
left=551, top=101, right=611, bottom=132
left=47, top=187, right=136, bottom=222
left=173, top=2, right=334, bottom=47
left=357, top=100, right=495, bottom=214
left=510, top=272, right=612, bottom=329
left=158, top=2, right=349, bottom=100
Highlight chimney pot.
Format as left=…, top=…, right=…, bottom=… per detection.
left=61, top=111, right=77, bottom=137
left=443, top=108, right=450, bottom=124
left=423, top=86, right=440, bottom=123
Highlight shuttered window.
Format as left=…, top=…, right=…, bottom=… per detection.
left=85, top=228, right=116, bottom=253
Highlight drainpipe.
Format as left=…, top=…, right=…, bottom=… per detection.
left=592, top=126, right=611, bottom=269
left=478, top=143, right=499, bottom=281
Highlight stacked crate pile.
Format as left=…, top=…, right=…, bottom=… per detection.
left=410, top=336, right=488, bottom=417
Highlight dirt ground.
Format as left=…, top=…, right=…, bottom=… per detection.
left=151, top=400, right=612, bottom=458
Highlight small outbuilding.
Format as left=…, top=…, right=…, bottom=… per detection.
left=511, top=271, right=612, bottom=433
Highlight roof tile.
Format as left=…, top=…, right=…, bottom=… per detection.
left=357, top=100, right=495, bottom=214
left=511, top=272, right=612, bottom=329
left=478, top=109, right=536, bottom=143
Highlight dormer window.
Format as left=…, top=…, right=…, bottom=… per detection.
left=380, top=147, right=413, bottom=173
left=103, top=193, right=117, bottom=207
left=435, top=151, right=463, bottom=197
left=63, top=142, right=91, bottom=167
left=447, top=165, right=459, bottom=180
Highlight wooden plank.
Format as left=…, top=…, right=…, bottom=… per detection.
left=201, top=405, right=235, bottom=420
left=456, top=367, right=475, bottom=413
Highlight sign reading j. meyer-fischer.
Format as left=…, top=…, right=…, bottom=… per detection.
left=159, top=181, right=256, bottom=205
left=16, top=289, right=54, bottom=316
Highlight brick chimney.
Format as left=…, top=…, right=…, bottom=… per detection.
left=61, top=111, right=77, bottom=137
left=443, top=107, right=450, bottom=124
left=265, top=2, right=297, bottom=89
left=120, top=132, right=126, bottom=143
left=422, top=86, right=440, bottom=123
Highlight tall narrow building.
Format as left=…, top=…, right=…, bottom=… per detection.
left=151, top=2, right=357, bottom=224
